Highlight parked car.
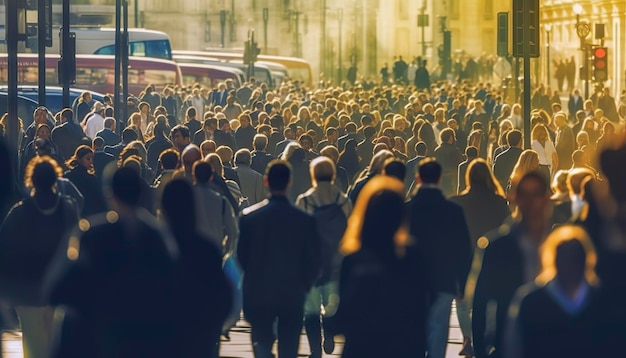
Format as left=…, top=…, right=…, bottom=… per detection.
left=0, top=86, right=106, bottom=116
left=0, top=92, right=54, bottom=129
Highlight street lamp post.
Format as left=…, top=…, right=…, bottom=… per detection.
left=574, top=3, right=591, bottom=99
left=338, top=8, right=343, bottom=84
left=545, top=24, right=551, bottom=88
left=263, top=8, right=269, bottom=53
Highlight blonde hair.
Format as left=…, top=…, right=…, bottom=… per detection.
left=510, top=149, right=540, bottom=183
left=536, top=225, right=598, bottom=285
left=340, top=176, right=409, bottom=255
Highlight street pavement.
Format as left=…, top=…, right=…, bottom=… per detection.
left=2, top=306, right=465, bottom=358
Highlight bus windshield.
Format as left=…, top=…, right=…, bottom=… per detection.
left=94, top=40, right=172, bottom=60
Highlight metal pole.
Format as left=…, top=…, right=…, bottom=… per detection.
left=62, top=0, right=70, bottom=108
left=294, top=11, right=300, bottom=57
left=114, top=0, right=122, bottom=130
left=263, top=8, right=268, bottom=53
left=321, top=0, right=326, bottom=83
left=6, top=0, right=20, bottom=161
left=420, top=8, right=426, bottom=56
left=546, top=30, right=551, bottom=87
left=338, top=9, right=343, bottom=84
left=584, top=44, right=589, bottom=100
left=220, top=10, right=226, bottom=48
left=522, top=1, right=531, bottom=149
left=134, top=0, right=138, bottom=27
left=122, top=0, right=129, bottom=124
left=38, top=0, right=46, bottom=107
left=515, top=57, right=520, bottom=103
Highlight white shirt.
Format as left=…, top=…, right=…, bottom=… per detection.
left=531, top=140, right=556, bottom=166
left=85, top=112, right=105, bottom=139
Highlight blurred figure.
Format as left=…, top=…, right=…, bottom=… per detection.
left=506, top=225, right=600, bottom=358
left=471, top=171, right=553, bottom=358
left=238, top=161, right=320, bottom=358
left=0, top=156, right=79, bottom=358
left=45, top=167, right=181, bottom=358
left=296, top=157, right=352, bottom=358
left=406, top=158, right=472, bottom=358
left=335, top=176, right=427, bottom=357
left=161, top=179, right=232, bottom=358
left=64, top=145, right=107, bottom=217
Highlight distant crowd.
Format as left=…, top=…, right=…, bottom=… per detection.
left=0, top=73, right=625, bottom=358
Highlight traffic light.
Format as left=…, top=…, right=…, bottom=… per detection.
left=443, top=30, right=451, bottom=76
left=512, top=0, right=539, bottom=58
left=593, top=46, right=608, bottom=82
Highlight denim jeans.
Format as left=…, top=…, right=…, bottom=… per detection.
left=426, top=292, right=455, bottom=358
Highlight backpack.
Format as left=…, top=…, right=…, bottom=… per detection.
left=304, top=194, right=348, bottom=285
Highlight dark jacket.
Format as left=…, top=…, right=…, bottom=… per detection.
left=234, top=125, right=256, bottom=151
left=93, top=150, right=115, bottom=183
left=185, top=119, right=202, bottom=139
left=45, top=210, right=181, bottom=358
left=95, top=128, right=121, bottom=147
left=472, top=224, right=526, bottom=358
left=493, top=146, right=523, bottom=189
left=51, top=122, right=87, bottom=161
left=147, top=137, right=173, bottom=172
left=450, top=189, right=510, bottom=245
left=214, top=130, right=237, bottom=152
left=250, top=150, right=275, bottom=175
left=434, top=142, right=464, bottom=197
left=237, top=196, right=320, bottom=308
left=406, top=187, right=472, bottom=295
left=65, top=166, right=108, bottom=217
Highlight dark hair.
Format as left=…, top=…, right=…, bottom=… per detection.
left=465, top=146, right=479, bottom=158
left=235, top=149, right=252, bottom=165
left=186, top=106, right=197, bottom=119
left=204, top=118, right=217, bottom=129
left=418, top=157, right=442, bottom=184
left=507, top=129, right=523, bottom=147
left=363, top=126, right=376, bottom=140
left=162, top=179, right=196, bottom=232
left=383, top=159, right=406, bottom=181
left=31, top=159, right=58, bottom=191
left=66, top=145, right=93, bottom=171
left=159, top=149, right=179, bottom=170
left=171, top=125, right=190, bottom=139
left=122, top=127, right=139, bottom=143
left=517, top=171, right=550, bottom=197
left=93, top=136, right=105, bottom=149
left=60, top=108, right=73, bottom=124
left=415, top=141, right=428, bottom=156
left=112, top=167, right=142, bottom=206
left=154, top=121, right=169, bottom=138
left=440, top=128, right=455, bottom=144
left=265, top=160, right=292, bottom=191
left=193, top=161, right=213, bottom=184
left=360, top=189, right=405, bottom=261
left=345, top=122, right=357, bottom=133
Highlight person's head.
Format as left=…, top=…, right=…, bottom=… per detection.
left=161, top=178, right=197, bottom=233
left=67, top=145, right=94, bottom=172
left=465, top=146, right=478, bottom=160
left=33, top=106, right=48, bottom=125
left=92, top=137, right=105, bottom=151
left=511, top=149, right=540, bottom=182
left=200, top=140, right=217, bottom=158
left=253, top=134, right=268, bottom=152
left=439, top=128, right=456, bottom=145
left=415, top=141, right=428, bottom=156
left=554, top=112, right=567, bottom=128
left=234, top=148, right=252, bottom=167
left=383, top=158, right=406, bottom=182
left=507, top=129, right=523, bottom=148
left=181, top=144, right=202, bottom=174
left=171, top=125, right=191, bottom=150
left=121, top=127, right=139, bottom=144
left=571, top=149, right=587, bottom=167
left=186, top=106, right=197, bottom=120
left=464, top=158, right=504, bottom=197
left=368, top=149, right=395, bottom=175
left=310, top=156, right=336, bottom=185
left=139, top=101, right=150, bottom=114
left=298, top=134, right=313, bottom=151
left=24, top=156, right=63, bottom=194
left=35, top=123, right=51, bottom=140
left=551, top=170, right=569, bottom=196
left=325, top=127, right=339, bottom=143
left=320, top=145, right=340, bottom=164
left=193, top=160, right=213, bottom=185
left=417, top=157, right=442, bottom=185
left=340, top=176, right=408, bottom=261
left=536, top=225, right=598, bottom=287
left=514, top=171, right=551, bottom=222
left=215, top=146, right=234, bottom=166
left=60, top=108, right=73, bottom=124
left=108, top=167, right=143, bottom=209
left=205, top=153, right=225, bottom=178
left=363, top=126, right=376, bottom=141
left=265, top=160, right=292, bottom=193
left=159, top=149, right=179, bottom=171
left=103, top=117, right=116, bottom=131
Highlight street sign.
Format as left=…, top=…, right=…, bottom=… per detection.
left=417, top=14, right=429, bottom=27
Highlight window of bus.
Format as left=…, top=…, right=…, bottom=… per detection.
left=75, top=67, right=109, bottom=87
left=183, top=75, right=212, bottom=89
left=95, top=40, right=172, bottom=60
left=128, top=69, right=177, bottom=89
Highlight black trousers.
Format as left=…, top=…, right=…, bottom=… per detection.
left=244, top=303, right=304, bottom=358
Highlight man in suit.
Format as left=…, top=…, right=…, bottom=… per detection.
left=356, top=126, right=376, bottom=171
left=274, top=127, right=295, bottom=158
left=184, top=107, right=202, bottom=139
left=470, top=171, right=553, bottom=358
left=95, top=117, right=121, bottom=147
left=404, top=141, right=428, bottom=193
left=238, top=161, right=321, bottom=358
left=493, top=130, right=524, bottom=189
left=211, top=83, right=229, bottom=108
left=92, top=137, right=115, bottom=183
left=234, top=149, right=266, bottom=205
left=250, top=134, right=275, bottom=176
left=316, top=127, right=339, bottom=153
left=50, top=108, right=85, bottom=161
left=406, top=158, right=472, bottom=358
left=554, top=112, right=576, bottom=170
left=457, top=146, right=478, bottom=194
left=337, top=123, right=358, bottom=153
left=568, top=89, right=584, bottom=122
left=104, top=127, right=139, bottom=160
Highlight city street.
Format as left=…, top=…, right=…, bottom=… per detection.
left=2, top=306, right=465, bottom=357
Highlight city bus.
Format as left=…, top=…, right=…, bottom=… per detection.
left=0, top=26, right=173, bottom=60
left=173, top=50, right=312, bottom=87
left=173, top=54, right=275, bottom=87
left=178, top=62, right=244, bottom=89
left=0, top=54, right=183, bottom=96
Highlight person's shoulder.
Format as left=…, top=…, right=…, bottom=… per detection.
left=241, top=198, right=270, bottom=217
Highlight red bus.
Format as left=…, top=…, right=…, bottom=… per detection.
left=0, top=54, right=183, bottom=96
left=178, top=62, right=245, bottom=89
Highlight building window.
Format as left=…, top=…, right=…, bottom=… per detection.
left=484, top=0, right=494, bottom=20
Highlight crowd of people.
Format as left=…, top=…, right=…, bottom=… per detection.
left=0, top=72, right=625, bottom=358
